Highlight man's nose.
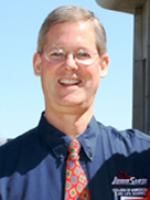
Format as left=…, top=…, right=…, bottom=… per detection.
left=63, top=53, right=78, bottom=70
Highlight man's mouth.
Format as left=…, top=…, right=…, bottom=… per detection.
left=58, top=79, right=81, bottom=86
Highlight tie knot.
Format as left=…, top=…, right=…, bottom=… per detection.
left=68, top=139, right=80, bottom=160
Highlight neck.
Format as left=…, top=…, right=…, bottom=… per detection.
left=44, top=107, right=93, bottom=139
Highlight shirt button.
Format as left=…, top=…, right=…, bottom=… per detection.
left=88, top=151, right=93, bottom=159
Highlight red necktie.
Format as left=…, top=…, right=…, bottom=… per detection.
left=65, top=139, right=90, bottom=200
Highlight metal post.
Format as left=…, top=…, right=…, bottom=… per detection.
left=144, top=0, right=150, bottom=133
left=132, top=7, right=145, bottom=131
left=96, top=0, right=150, bottom=133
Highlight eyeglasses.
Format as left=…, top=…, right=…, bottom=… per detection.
left=43, top=48, right=99, bottom=66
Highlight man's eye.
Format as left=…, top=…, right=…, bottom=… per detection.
left=48, top=50, right=65, bottom=59
left=77, top=52, right=91, bottom=59
left=51, top=52, right=63, bottom=57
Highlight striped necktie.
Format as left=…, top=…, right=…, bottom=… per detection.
left=65, top=139, right=90, bottom=200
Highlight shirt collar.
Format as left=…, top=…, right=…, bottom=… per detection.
left=38, top=112, right=99, bottom=161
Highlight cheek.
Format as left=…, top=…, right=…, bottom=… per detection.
left=40, top=68, right=53, bottom=91
left=86, top=66, right=101, bottom=82
left=40, top=62, right=57, bottom=79
left=84, top=73, right=100, bottom=93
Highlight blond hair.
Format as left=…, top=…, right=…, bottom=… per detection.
left=37, top=5, right=107, bottom=55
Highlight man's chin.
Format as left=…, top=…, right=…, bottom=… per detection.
left=59, top=100, right=83, bottom=106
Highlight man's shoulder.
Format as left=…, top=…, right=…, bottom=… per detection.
left=0, top=127, right=40, bottom=175
left=0, top=127, right=38, bottom=156
left=96, top=120, right=150, bottom=151
left=0, top=138, right=9, bottom=146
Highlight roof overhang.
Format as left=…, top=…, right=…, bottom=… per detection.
left=96, top=0, right=146, bottom=13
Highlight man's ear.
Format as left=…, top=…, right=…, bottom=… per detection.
left=33, top=53, right=42, bottom=76
left=99, top=53, right=110, bottom=77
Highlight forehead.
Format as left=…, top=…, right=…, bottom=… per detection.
left=45, top=21, right=96, bottom=49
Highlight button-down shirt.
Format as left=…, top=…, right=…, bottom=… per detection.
left=0, top=113, right=150, bottom=200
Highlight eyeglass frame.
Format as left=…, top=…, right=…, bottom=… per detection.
left=39, top=47, right=100, bottom=66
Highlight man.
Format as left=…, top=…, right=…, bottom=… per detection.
left=0, top=5, right=150, bottom=200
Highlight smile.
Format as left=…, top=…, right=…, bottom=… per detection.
left=58, top=79, right=81, bottom=86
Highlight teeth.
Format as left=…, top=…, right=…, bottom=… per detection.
left=59, top=79, right=80, bottom=85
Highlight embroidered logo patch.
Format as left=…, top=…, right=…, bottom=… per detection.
left=112, top=172, right=149, bottom=200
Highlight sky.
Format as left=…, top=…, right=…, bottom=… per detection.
left=0, top=0, right=134, bottom=139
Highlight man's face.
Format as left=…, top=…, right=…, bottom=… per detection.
left=33, top=21, right=109, bottom=114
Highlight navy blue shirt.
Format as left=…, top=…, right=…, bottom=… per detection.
left=0, top=113, right=150, bottom=200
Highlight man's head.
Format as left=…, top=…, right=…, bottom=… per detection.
left=37, top=5, right=107, bottom=56
left=33, top=5, right=109, bottom=116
